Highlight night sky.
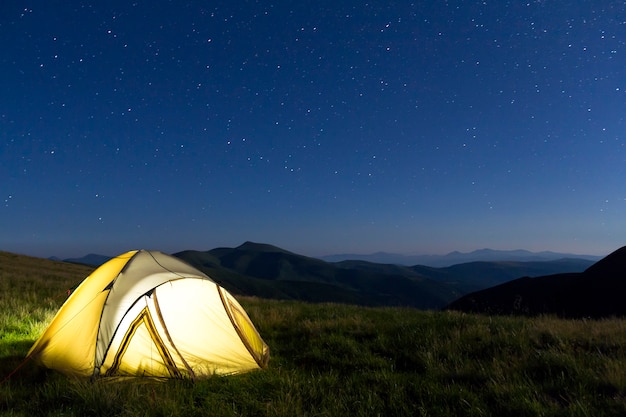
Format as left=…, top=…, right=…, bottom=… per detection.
left=2, top=1, right=625, bottom=259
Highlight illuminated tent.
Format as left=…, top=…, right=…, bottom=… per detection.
left=28, top=250, right=269, bottom=378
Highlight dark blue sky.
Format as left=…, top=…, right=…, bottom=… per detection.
left=2, top=1, right=625, bottom=258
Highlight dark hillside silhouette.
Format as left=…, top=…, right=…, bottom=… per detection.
left=447, top=246, right=626, bottom=318
left=174, top=242, right=594, bottom=310
left=175, top=242, right=461, bottom=309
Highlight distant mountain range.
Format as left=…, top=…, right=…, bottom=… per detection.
left=320, top=248, right=602, bottom=267
left=446, top=245, right=626, bottom=318
left=61, top=246, right=601, bottom=268
left=60, top=253, right=113, bottom=266
left=174, top=242, right=459, bottom=309
left=172, top=241, right=595, bottom=310
left=55, top=242, right=623, bottom=315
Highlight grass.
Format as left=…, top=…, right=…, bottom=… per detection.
left=1, top=251, right=625, bottom=416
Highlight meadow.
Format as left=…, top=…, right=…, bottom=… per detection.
left=1, top=251, right=625, bottom=416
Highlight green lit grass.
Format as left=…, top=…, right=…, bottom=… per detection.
left=1, top=251, right=625, bottom=416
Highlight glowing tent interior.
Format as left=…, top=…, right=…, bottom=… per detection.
left=28, top=250, right=269, bottom=378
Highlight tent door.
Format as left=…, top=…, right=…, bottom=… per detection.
left=104, top=305, right=182, bottom=378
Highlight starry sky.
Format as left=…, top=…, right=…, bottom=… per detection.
left=1, top=1, right=625, bottom=259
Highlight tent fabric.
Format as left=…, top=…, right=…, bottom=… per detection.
left=28, top=250, right=269, bottom=379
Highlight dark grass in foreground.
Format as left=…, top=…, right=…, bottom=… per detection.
left=1, top=252, right=626, bottom=416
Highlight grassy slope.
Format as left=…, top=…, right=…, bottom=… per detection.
left=1, top=251, right=625, bottom=416
left=0, top=252, right=94, bottom=366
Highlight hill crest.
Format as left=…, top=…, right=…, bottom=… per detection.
left=320, top=248, right=601, bottom=267
left=447, top=245, right=626, bottom=318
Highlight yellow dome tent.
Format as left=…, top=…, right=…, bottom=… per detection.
left=28, top=250, right=269, bottom=379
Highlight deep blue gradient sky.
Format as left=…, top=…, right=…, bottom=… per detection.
left=2, top=1, right=625, bottom=259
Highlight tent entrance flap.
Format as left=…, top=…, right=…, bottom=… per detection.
left=104, top=306, right=181, bottom=378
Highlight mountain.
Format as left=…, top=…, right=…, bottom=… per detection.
left=420, top=258, right=595, bottom=293
left=332, top=258, right=593, bottom=293
left=62, top=253, right=112, bottom=266
left=446, top=246, right=626, bottom=318
left=320, top=248, right=602, bottom=267
left=174, top=241, right=462, bottom=309
left=174, top=241, right=594, bottom=310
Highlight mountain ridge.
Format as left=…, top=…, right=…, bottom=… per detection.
left=446, top=245, right=626, bottom=318
left=59, top=245, right=602, bottom=268
left=171, top=241, right=595, bottom=310
left=319, top=248, right=601, bottom=267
